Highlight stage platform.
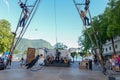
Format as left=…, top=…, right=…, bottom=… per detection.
left=44, top=61, right=71, bottom=67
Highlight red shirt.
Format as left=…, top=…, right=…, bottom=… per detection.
left=117, top=57, right=120, bottom=63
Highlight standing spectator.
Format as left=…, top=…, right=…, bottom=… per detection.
left=117, top=55, right=120, bottom=71
left=88, top=59, right=92, bottom=70
left=107, top=57, right=112, bottom=70
left=110, top=55, right=116, bottom=71
left=6, top=54, right=12, bottom=66
left=9, top=55, right=12, bottom=66
left=114, top=55, right=119, bottom=71
left=55, top=50, right=61, bottom=63
left=20, top=57, right=24, bottom=65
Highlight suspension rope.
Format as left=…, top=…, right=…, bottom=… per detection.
left=54, top=0, right=58, bottom=49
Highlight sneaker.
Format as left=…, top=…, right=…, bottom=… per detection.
left=88, top=22, right=91, bottom=26
left=22, top=65, right=27, bottom=69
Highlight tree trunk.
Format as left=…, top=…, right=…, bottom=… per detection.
left=73, top=57, right=74, bottom=63
left=111, top=37, right=116, bottom=54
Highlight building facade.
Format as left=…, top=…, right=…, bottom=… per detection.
left=102, top=36, right=120, bottom=55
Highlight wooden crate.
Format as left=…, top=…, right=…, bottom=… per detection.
left=79, top=60, right=88, bottom=69
left=26, top=48, right=35, bottom=64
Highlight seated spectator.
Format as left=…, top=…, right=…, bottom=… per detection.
left=46, top=55, right=50, bottom=64
left=64, top=57, right=69, bottom=64
left=49, top=56, right=54, bottom=64
left=60, top=56, right=64, bottom=63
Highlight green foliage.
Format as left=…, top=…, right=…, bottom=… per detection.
left=70, top=52, right=77, bottom=58
left=106, top=0, right=120, bottom=38
left=24, top=50, right=27, bottom=55
left=54, top=42, right=68, bottom=50
left=78, top=0, right=120, bottom=54
left=0, top=19, right=13, bottom=53
left=70, top=52, right=77, bottom=62
left=78, top=31, right=92, bottom=52
left=78, top=52, right=88, bottom=57
left=13, top=50, right=20, bottom=54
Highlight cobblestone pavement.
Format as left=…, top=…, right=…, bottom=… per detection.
left=0, top=61, right=107, bottom=80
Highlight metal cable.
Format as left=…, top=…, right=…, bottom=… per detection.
left=54, top=0, right=58, bottom=49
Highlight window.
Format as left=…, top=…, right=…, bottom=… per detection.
left=109, top=47, right=111, bottom=50
left=115, top=45, right=118, bottom=49
left=106, top=48, right=108, bottom=52
left=102, top=48, right=104, bottom=52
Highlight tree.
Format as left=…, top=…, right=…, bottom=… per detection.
left=106, top=0, right=120, bottom=54
left=13, top=50, right=20, bottom=54
left=54, top=42, right=68, bottom=50
left=77, top=0, right=120, bottom=71
left=24, top=50, right=27, bottom=55
left=78, top=33, right=92, bottom=52
left=0, top=19, right=13, bottom=53
left=79, top=0, right=120, bottom=55
left=78, top=52, right=88, bottom=60
left=70, top=52, right=77, bottom=63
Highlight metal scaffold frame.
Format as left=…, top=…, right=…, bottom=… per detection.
left=73, top=0, right=104, bottom=70
left=9, top=0, right=41, bottom=56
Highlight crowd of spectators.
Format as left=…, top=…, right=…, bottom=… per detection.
left=45, top=55, right=70, bottom=64
left=105, top=54, right=120, bottom=72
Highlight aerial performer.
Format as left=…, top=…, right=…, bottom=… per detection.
left=24, top=54, right=40, bottom=69
left=79, top=0, right=90, bottom=26
left=80, top=10, right=90, bottom=26
left=18, top=0, right=29, bottom=27
left=85, top=0, right=90, bottom=10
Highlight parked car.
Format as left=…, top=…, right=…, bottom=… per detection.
left=0, top=57, right=5, bottom=70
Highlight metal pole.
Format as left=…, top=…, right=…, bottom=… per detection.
left=88, top=9, right=104, bottom=69
left=54, top=0, right=58, bottom=49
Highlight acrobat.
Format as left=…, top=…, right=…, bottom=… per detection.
left=80, top=10, right=90, bottom=26
left=85, top=0, right=90, bottom=10
left=18, top=0, right=29, bottom=27
left=24, top=55, right=40, bottom=69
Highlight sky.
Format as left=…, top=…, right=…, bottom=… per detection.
left=0, top=0, right=109, bottom=48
